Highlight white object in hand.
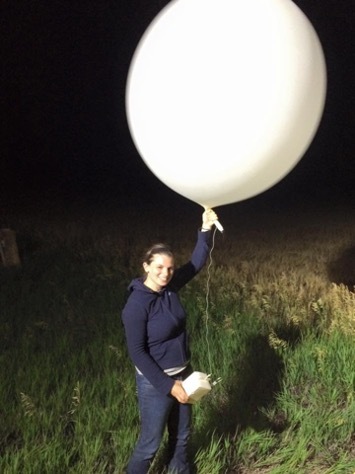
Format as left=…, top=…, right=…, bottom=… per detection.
left=213, top=220, right=224, bottom=233
left=182, top=371, right=212, bottom=403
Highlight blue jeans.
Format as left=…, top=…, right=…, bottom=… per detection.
left=126, top=368, right=192, bottom=474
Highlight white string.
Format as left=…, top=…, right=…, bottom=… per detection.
left=204, top=227, right=217, bottom=375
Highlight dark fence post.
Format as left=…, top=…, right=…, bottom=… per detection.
left=0, top=229, right=21, bottom=267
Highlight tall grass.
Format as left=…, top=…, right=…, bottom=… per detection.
left=1, top=200, right=355, bottom=473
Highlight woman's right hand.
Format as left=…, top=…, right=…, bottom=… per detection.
left=170, top=380, right=189, bottom=404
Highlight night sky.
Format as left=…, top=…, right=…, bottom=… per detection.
left=1, top=0, right=354, bottom=213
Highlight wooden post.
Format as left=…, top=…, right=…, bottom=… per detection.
left=0, top=229, right=21, bottom=267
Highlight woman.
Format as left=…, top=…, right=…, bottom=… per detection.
left=122, top=208, right=218, bottom=474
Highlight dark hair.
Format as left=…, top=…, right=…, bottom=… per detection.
left=143, top=243, right=174, bottom=265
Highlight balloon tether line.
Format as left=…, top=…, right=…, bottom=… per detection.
left=204, top=226, right=218, bottom=376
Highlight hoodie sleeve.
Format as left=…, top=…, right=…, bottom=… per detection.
left=122, top=296, right=175, bottom=395
left=170, top=229, right=211, bottom=291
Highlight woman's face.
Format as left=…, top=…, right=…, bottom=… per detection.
left=143, top=253, right=175, bottom=292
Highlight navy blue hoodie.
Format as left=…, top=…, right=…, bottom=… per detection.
left=122, top=230, right=211, bottom=395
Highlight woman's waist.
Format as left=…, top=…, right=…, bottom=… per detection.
left=135, top=362, right=190, bottom=376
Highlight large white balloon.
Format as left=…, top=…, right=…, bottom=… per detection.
left=126, top=0, right=327, bottom=208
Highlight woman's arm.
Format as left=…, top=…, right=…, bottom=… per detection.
left=170, top=209, right=219, bottom=290
left=122, top=298, right=175, bottom=395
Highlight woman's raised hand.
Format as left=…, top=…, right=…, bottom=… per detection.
left=202, top=208, right=218, bottom=231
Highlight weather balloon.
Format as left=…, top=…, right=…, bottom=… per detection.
left=126, top=0, right=327, bottom=208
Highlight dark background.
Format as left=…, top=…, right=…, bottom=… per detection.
left=1, top=0, right=354, bottom=214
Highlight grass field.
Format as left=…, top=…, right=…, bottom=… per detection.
left=1, top=198, right=355, bottom=473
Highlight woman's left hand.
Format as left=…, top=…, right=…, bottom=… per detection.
left=202, top=208, right=218, bottom=231
left=170, top=380, right=189, bottom=404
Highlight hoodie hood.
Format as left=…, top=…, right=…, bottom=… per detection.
left=127, top=277, right=146, bottom=293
